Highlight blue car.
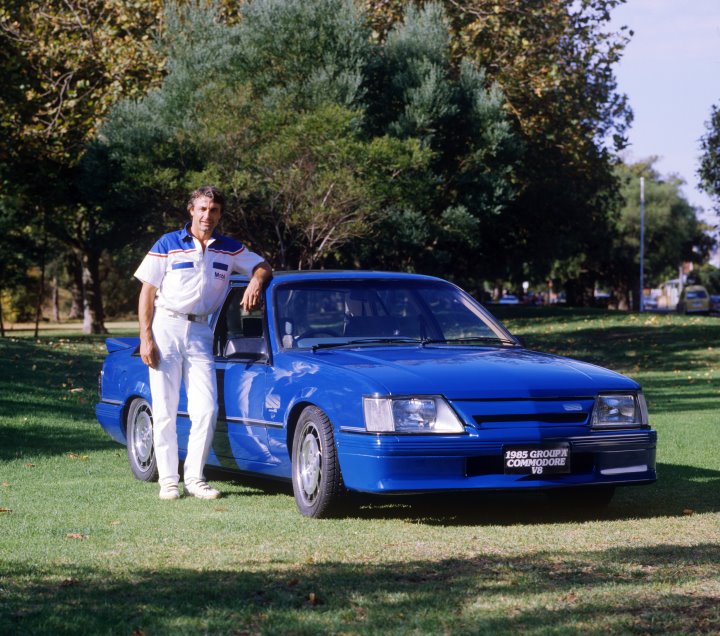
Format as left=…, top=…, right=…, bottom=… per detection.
left=96, top=271, right=657, bottom=517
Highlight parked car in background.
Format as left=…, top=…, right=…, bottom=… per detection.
left=676, top=285, right=710, bottom=315
left=96, top=271, right=657, bottom=518
left=498, top=294, right=520, bottom=305
left=710, top=294, right=720, bottom=315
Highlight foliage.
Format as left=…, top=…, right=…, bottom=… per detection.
left=698, top=102, right=720, bottom=214
left=603, top=159, right=715, bottom=309
left=351, top=3, right=518, bottom=283
left=97, top=0, right=512, bottom=275
left=365, top=0, right=633, bottom=293
left=0, top=0, right=165, bottom=332
left=2, top=311, right=720, bottom=633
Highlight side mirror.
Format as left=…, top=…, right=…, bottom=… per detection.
left=223, top=337, right=268, bottom=361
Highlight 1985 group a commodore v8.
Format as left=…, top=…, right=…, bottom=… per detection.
left=96, top=271, right=657, bottom=517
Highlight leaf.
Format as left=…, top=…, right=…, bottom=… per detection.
left=60, top=578, right=80, bottom=587
left=69, top=387, right=84, bottom=393
left=66, top=533, right=88, bottom=540
left=0, top=508, right=12, bottom=513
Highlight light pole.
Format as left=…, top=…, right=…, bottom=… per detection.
left=639, top=176, right=645, bottom=312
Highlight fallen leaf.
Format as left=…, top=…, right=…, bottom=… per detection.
left=0, top=508, right=11, bottom=513
left=288, top=578, right=299, bottom=586
left=132, top=629, right=146, bottom=636
left=1, top=482, right=10, bottom=487
left=60, top=578, right=80, bottom=588
left=307, top=592, right=322, bottom=606
left=69, top=387, right=84, bottom=393
left=682, top=508, right=695, bottom=516
left=66, top=533, right=88, bottom=540
left=110, top=520, right=121, bottom=526
left=25, top=463, right=35, bottom=468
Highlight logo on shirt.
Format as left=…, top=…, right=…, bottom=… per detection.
left=214, top=271, right=226, bottom=281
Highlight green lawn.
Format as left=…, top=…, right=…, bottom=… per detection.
left=1, top=311, right=719, bottom=635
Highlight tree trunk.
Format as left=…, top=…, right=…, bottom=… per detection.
left=34, top=229, right=47, bottom=339
left=52, top=276, right=60, bottom=322
left=81, top=249, right=108, bottom=335
left=66, top=252, right=84, bottom=319
left=0, top=289, right=5, bottom=337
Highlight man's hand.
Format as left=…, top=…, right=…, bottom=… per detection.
left=140, top=337, right=160, bottom=369
left=240, top=262, right=272, bottom=312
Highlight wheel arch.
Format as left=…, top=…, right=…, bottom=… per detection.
left=285, top=400, right=316, bottom=459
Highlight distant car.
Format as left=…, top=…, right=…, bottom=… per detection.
left=96, top=271, right=657, bottom=517
left=710, top=294, right=720, bottom=314
left=676, top=285, right=710, bottom=315
left=498, top=294, right=519, bottom=305
left=642, top=296, right=658, bottom=310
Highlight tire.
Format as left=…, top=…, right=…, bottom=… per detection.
left=291, top=406, right=344, bottom=518
left=126, top=398, right=158, bottom=482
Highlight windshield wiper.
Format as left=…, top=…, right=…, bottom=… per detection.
left=421, top=336, right=519, bottom=346
left=312, top=337, right=424, bottom=351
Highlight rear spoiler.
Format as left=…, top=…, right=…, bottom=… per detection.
left=105, top=337, right=141, bottom=354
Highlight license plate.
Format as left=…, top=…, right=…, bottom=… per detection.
left=504, top=444, right=571, bottom=475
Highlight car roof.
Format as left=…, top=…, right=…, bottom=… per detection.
left=230, top=270, right=447, bottom=285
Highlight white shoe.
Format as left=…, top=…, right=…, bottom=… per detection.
left=159, top=483, right=180, bottom=500
left=184, top=480, right=221, bottom=500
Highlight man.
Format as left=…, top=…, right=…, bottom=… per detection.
left=134, top=186, right=272, bottom=500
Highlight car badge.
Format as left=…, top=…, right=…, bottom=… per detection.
left=563, top=403, right=583, bottom=412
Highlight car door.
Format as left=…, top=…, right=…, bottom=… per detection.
left=210, top=284, right=275, bottom=469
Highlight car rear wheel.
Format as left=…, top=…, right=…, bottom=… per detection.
left=291, top=406, right=344, bottom=518
left=126, top=398, right=158, bottom=482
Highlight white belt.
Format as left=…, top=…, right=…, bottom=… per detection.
left=157, top=307, right=209, bottom=323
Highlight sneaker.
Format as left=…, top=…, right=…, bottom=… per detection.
left=159, top=483, right=180, bottom=500
left=184, top=480, right=221, bottom=500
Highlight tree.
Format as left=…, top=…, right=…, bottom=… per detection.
left=365, top=0, right=633, bottom=299
left=699, top=103, right=720, bottom=215
left=0, top=0, right=164, bottom=332
left=605, top=160, right=714, bottom=310
left=97, top=0, right=512, bottom=277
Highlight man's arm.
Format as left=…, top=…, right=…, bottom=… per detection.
left=241, top=261, right=272, bottom=312
left=138, top=282, right=160, bottom=369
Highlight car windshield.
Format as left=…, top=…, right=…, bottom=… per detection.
left=686, top=290, right=707, bottom=299
left=274, top=279, right=516, bottom=349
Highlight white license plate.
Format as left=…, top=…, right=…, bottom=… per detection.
left=504, top=444, right=571, bottom=475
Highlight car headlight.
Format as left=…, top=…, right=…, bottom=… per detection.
left=363, top=396, right=465, bottom=433
left=591, top=393, right=648, bottom=428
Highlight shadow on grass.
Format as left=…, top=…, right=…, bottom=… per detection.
left=215, top=461, right=720, bottom=527
left=2, top=544, right=719, bottom=634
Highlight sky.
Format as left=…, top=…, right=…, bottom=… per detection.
left=610, top=0, right=720, bottom=225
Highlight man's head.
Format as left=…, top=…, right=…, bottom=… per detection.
left=187, top=185, right=225, bottom=240
left=187, top=185, right=225, bottom=214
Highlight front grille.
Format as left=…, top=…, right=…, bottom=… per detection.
left=473, top=413, right=588, bottom=425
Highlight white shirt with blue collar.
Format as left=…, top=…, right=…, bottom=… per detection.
left=134, top=224, right=264, bottom=317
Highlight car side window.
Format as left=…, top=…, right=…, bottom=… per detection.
left=214, top=286, right=267, bottom=361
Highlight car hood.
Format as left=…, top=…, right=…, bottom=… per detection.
left=300, top=345, right=638, bottom=399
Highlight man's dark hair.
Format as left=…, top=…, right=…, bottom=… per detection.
left=187, top=185, right=226, bottom=212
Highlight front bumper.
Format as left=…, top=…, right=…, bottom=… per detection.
left=336, top=429, right=657, bottom=493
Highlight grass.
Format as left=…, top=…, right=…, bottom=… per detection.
left=1, top=311, right=719, bottom=635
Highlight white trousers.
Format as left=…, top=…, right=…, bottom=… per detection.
left=148, top=313, right=218, bottom=486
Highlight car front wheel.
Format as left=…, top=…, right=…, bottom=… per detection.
left=291, top=406, right=344, bottom=518
left=126, top=398, right=158, bottom=482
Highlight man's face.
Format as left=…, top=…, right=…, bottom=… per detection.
left=189, top=195, right=222, bottom=239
